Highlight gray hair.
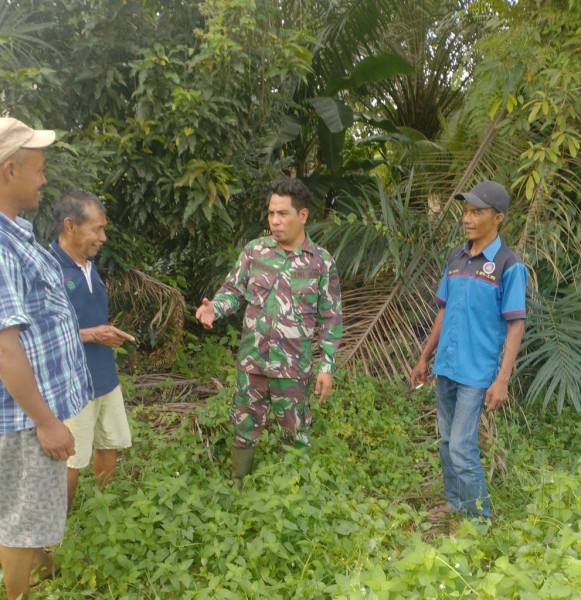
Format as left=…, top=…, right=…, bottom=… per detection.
left=54, top=190, right=106, bottom=234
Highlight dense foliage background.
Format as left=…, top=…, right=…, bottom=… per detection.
left=2, top=0, right=580, bottom=410
left=1, top=2, right=581, bottom=596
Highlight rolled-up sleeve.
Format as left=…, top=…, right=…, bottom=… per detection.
left=501, top=262, right=527, bottom=321
left=0, top=250, right=31, bottom=332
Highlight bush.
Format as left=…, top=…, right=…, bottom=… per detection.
left=38, top=372, right=581, bottom=599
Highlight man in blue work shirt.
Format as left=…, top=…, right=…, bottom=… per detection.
left=50, top=190, right=133, bottom=512
left=411, top=180, right=527, bottom=522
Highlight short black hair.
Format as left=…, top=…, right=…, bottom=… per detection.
left=268, top=177, right=310, bottom=212
left=54, top=190, right=106, bottom=234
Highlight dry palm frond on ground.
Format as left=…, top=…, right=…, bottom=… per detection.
left=127, top=373, right=224, bottom=406
left=108, top=268, right=186, bottom=367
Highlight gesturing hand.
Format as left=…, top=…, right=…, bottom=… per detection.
left=91, top=325, right=135, bottom=347
left=195, top=298, right=215, bottom=330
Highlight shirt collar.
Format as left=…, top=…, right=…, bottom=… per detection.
left=0, top=213, right=35, bottom=242
left=461, top=235, right=501, bottom=261
left=265, top=233, right=314, bottom=256
left=49, top=239, right=84, bottom=268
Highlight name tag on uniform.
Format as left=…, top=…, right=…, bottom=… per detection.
left=290, top=269, right=319, bottom=280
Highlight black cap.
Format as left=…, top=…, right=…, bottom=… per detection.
left=455, top=180, right=510, bottom=213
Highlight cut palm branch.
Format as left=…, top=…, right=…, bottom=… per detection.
left=108, top=268, right=185, bottom=367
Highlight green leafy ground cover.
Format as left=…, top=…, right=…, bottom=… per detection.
left=32, top=342, right=581, bottom=599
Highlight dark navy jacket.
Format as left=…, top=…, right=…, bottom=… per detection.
left=49, top=240, right=119, bottom=398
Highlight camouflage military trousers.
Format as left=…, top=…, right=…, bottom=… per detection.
left=231, top=370, right=312, bottom=449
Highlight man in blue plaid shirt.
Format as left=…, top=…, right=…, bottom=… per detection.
left=0, top=118, right=91, bottom=600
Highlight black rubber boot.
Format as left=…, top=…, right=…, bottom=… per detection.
left=231, top=447, right=255, bottom=491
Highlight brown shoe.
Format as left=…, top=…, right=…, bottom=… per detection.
left=428, top=503, right=457, bottom=521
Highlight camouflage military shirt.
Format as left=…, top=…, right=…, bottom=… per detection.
left=211, top=235, right=342, bottom=379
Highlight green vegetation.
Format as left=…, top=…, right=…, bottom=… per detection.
left=2, top=0, right=581, bottom=410
left=33, top=340, right=581, bottom=599
left=1, top=1, right=580, bottom=597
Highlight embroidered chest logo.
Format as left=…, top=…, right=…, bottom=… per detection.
left=483, top=262, right=496, bottom=275
left=475, top=261, right=497, bottom=282
left=65, top=278, right=76, bottom=291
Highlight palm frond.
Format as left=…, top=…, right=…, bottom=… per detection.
left=0, top=4, right=56, bottom=69
left=514, top=288, right=581, bottom=413
left=107, top=268, right=185, bottom=368
left=340, top=267, right=440, bottom=379
left=314, top=0, right=484, bottom=137
left=308, top=175, right=429, bottom=283
left=313, top=114, right=505, bottom=380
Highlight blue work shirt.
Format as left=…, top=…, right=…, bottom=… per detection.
left=49, top=241, right=119, bottom=398
left=432, top=235, right=527, bottom=388
left=0, top=215, right=91, bottom=433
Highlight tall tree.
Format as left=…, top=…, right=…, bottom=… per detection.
left=1, top=0, right=314, bottom=293
left=310, top=0, right=581, bottom=413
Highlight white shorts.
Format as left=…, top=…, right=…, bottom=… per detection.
left=65, top=384, right=132, bottom=469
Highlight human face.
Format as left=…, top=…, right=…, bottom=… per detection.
left=268, top=193, right=308, bottom=250
left=462, top=202, right=504, bottom=250
left=66, top=202, right=107, bottom=263
left=9, top=149, right=47, bottom=215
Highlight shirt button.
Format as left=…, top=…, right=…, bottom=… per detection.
left=468, top=260, right=471, bottom=264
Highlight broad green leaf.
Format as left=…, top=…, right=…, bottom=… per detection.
left=271, top=115, right=304, bottom=149
left=325, top=52, right=413, bottom=95
left=539, top=573, right=572, bottom=598
left=308, top=97, right=353, bottom=133
left=317, top=119, right=345, bottom=175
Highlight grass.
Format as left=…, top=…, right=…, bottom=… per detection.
left=26, top=369, right=581, bottom=599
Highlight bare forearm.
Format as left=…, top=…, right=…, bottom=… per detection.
left=496, top=319, right=525, bottom=383
left=419, top=308, right=445, bottom=361
left=80, top=327, right=96, bottom=343
left=410, top=307, right=445, bottom=387
left=485, top=319, right=525, bottom=412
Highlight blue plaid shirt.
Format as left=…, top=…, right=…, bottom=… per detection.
left=0, top=214, right=91, bottom=433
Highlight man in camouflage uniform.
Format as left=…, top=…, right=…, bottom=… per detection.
left=195, top=177, right=342, bottom=489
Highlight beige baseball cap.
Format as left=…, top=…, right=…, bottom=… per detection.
left=0, top=117, right=56, bottom=164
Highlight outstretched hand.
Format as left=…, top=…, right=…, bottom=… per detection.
left=85, top=324, right=135, bottom=347
left=195, top=298, right=215, bottom=329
